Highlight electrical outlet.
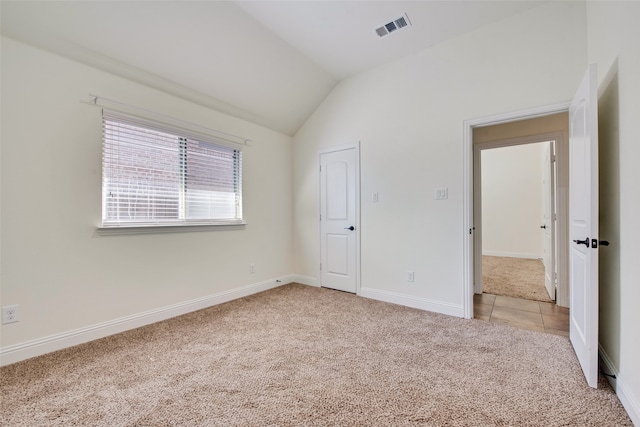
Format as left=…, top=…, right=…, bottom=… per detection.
left=407, top=271, right=415, bottom=282
left=2, top=305, right=20, bottom=324
left=249, top=264, right=255, bottom=274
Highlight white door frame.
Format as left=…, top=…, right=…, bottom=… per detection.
left=542, top=140, right=558, bottom=301
left=473, top=133, right=563, bottom=298
left=463, top=103, right=570, bottom=319
left=318, top=142, right=361, bottom=294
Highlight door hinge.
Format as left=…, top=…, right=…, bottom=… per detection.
left=319, top=263, right=322, bottom=271
left=552, top=155, right=557, bottom=162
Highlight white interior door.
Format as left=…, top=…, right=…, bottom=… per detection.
left=569, top=64, right=599, bottom=388
left=320, top=145, right=359, bottom=293
left=543, top=141, right=556, bottom=300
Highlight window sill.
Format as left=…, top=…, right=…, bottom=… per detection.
left=97, top=222, right=247, bottom=235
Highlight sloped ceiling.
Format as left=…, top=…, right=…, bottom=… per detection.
left=236, top=1, right=545, bottom=80
left=0, top=1, right=336, bottom=136
left=1, top=1, right=545, bottom=136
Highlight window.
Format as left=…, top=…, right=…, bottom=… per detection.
left=101, top=111, right=242, bottom=228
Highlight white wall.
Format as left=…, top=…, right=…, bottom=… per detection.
left=481, top=143, right=545, bottom=259
left=0, top=37, right=293, bottom=359
left=587, top=2, right=640, bottom=424
left=292, top=2, right=587, bottom=315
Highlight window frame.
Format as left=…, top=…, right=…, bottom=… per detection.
left=99, top=110, right=245, bottom=233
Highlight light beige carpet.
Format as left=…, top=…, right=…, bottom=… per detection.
left=1, top=284, right=631, bottom=426
left=482, top=255, right=553, bottom=303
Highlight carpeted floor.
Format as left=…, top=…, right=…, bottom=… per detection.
left=482, top=256, right=553, bottom=302
left=0, top=284, right=631, bottom=426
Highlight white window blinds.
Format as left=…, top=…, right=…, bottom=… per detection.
left=102, top=111, right=242, bottom=227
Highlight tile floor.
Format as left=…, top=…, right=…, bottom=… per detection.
left=474, top=293, right=569, bottom=336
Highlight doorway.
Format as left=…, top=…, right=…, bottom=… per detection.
left=472, top=113, right=570, bottom=307
left=462, top=105, right=571, bottom=320
left=479, top=140, right=556, bottom=303
left=473, top=133, right=569, bottom=335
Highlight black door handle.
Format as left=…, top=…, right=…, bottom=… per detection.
left=344, top=226, right=355, bottom=231
left=600, top=240, right=610, bottom=246
left=573, top=238, right=590, bottom=247
left=540, top=225, right=547, bottom=229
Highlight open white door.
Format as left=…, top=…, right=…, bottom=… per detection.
left=319, top=145, right=359, bottom=293
left=569, top=64, right=599, bottom=388
left=543, top=141, right=556, bottom=300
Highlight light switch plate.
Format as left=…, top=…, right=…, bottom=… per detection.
left=435, top=187, right=448, bottom=200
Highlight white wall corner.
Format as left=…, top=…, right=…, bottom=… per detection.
left=599, top=344, right=640, bottom=426
left=291, top=275, right=319, bottom=287
left=360, top=287, right=464, bottom=318
left=0, top=276, right=292, bottom=367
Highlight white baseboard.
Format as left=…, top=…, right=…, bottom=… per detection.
left=0, top=276, right=294, bottom=367
left=291, top=274, right=319, bottom=287
left=360, top=287, right=464, bottom=318
left=599, top=344, right=640, bottom=426
left=482, top=251, right=542, bottom=259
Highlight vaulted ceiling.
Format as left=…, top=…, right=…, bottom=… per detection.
left=1, top=1, right=546, bottom=136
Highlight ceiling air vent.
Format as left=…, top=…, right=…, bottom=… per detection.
left=375, top=14, right=411, bottom=38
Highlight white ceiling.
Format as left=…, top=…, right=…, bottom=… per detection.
left=1, top=1, right=546, bottom=135
left=236, top=1, right=545, bottom=80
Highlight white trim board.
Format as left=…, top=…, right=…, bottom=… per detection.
left=599, top=345, right=640, bottom=426
left=0, top=276, right=295, bottom=367
left=360, top=287, right=464, bottom=318
left=291, top=275, right=319, bottom=287
left=482, top=251, right=542, bottom=259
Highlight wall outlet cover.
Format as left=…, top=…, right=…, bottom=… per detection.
left=2, top=305, right=20, bottom=324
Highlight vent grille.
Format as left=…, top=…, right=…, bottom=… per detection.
left=395, top=16, right=408, bottom=29
left=375, top=14, right=411, bottom=38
